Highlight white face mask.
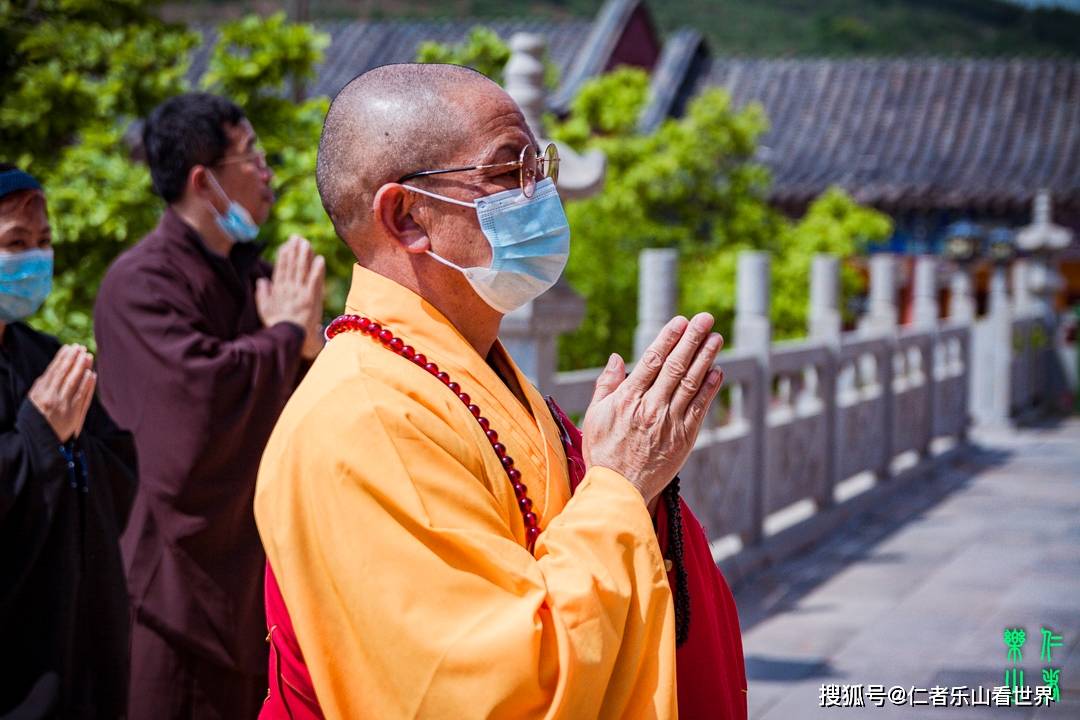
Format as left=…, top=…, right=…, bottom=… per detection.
left=403, top=178, right=570, bottom=314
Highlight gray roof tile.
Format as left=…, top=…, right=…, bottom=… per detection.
left=696, top=58, right=1080, bottom=211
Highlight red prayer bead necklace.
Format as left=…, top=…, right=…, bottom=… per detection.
left=325, top=314, right=541, bottom=551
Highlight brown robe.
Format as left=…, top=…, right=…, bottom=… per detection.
left=94, top=208, right=306, bottom=716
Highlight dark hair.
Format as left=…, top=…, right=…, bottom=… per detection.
left=142, top=93, right=245, bottom=203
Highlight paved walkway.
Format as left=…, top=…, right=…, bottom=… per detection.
left=734, top=418, right=1080, bottom=719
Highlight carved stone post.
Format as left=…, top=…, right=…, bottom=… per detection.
left=500, top=283, right=586, bottom=396
left=858, top=254, right=896, bottom=478
left=949, top=270, right=976, bottom=323
left=634, top=249, right=679, bottom=362
left=986, top=266, right=1014, bottom=427
left=808, top=254, right=839, bottom=509
left=1017, top=190, right=1074, bottom=411
left=1012, top=260, right=1034, bottom=315
left=861, top=254, right=899, bottom=334
left=912, top=256, right=939, bottom=328
left=809, top=255, right=842, bottom=342
left=503, top=34, right=546, bottom=139
left=735, top=252, right=770, bottom=546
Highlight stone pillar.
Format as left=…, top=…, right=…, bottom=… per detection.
left=809, top=255, right=842, bottom=342
left=503, top=32, right=606, bottom=201
left=912, top=256, right=939, bottom=328
left=984, top=266, right=1014, bottom=428
left=854, top=254, right=898, bottom=477
left=1012, top=260, right=1033, bottom=315
left=949, top=269, right=977, bottom=323
left=500, top=279, right=585, bottom=396
left=1017, top=190, right=1074, bottom=411
left=861, top=254, right=898, bottom=333
left=735, top=252, right=772, bottom=352
left=503, top=33, right=546, bottom=138
left=735, top=252, right=770, bottom=546
left=808, top=254, right=840, bottom=509
left=633, top=249, right=679, bottom=361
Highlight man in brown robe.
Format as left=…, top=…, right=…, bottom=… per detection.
left=93, top=93, right=325, bottom=719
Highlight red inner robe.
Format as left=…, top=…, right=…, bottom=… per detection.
left=261, top=398, right=747, bottom=719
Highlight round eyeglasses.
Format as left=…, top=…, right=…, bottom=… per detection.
left=397, top=143, right=560, bottom=199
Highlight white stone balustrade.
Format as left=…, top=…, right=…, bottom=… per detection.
left=514, top=246, right=1052, bottom=581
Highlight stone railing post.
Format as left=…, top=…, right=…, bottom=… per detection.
left=633, top=249, right=679, bottom=362
left=910, top=255, right=937, bottom=457
left=735, top=251, right=771, bottom=547
left=808, top=254, right=839, bottom=510
left=858, top=253, right=896, bottom=478
left=987, top=265, right=1014, bottom=427
left=1012, top=260, right=1034, bottom=315
left=912, top=255, right=939, bottom=328
left=809, top=255, right=842, bottom=342
left=861, top=253, right=899, bottom=334
left=949, top=268, right=977, bottom=323
left=501, top=279, right=586, bottom=396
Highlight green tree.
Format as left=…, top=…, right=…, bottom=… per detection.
left=1, top=2, right=340, bottom=346
left=417, top=26, right=560, bottom=88
left=417, top=27, right=512, bottom=83
left=2, top=0, right=199, bottom=344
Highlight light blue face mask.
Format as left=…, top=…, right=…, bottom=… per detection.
left=0, top=248, right=53, bottom=322
left=207, top=171, right=260, bottom=243
left=403, top=177, right=570, bottom=314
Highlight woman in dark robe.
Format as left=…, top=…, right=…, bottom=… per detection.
left=0, top=165, right=137, bottom=719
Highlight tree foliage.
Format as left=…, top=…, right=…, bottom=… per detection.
left=416, top=27, right=512, bottom=84
left=417, top=26, right=560, bottom=88
left=0, top=1, right=342, bottom=347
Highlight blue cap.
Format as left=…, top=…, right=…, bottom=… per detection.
left=0, top=169, right=42, bottom=200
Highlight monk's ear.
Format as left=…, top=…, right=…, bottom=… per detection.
left=187, top=166, right=217, bottom=207
left=373, top=184, right=428, bottom=254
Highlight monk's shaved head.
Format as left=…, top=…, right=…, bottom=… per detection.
left=317, top=63, right=499, bottom=240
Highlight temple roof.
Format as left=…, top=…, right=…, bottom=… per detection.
left=695, top=57, right=1080, bottom=213
left=189, top=0, right=1080, bottom=216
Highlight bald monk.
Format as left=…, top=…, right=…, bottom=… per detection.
left=256, top=63, right=746, bottom=719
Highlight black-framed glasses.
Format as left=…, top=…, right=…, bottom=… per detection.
left=397, top=143, right=560, bottom=199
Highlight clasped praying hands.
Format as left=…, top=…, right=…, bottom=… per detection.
left=28, top=343, right=97, bottom=442
left=256, top=234, right=326, bottom=359
left=582, top=313, right=725, bottom=506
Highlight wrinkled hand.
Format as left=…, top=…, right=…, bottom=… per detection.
left=582, top=313, right=725, bottom=506
left=28, top=344, right=97, bottom=442
left=257, top=235, right=326, bottom=360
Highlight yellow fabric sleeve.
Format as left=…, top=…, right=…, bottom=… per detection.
left=256, top=373, right=677, bottom=720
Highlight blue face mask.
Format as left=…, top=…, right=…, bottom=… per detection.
left=403, top=178, right=570, bottom=314
left=207, top=172, right=260, bottom=243
left=0, top=248, right=53, bottom=322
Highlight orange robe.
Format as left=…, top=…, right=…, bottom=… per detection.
left=255, top=265, right=677, bottom=719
